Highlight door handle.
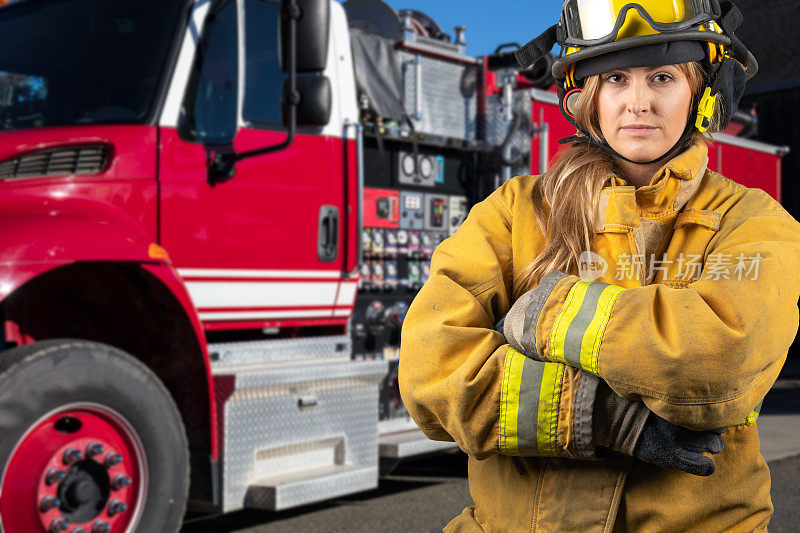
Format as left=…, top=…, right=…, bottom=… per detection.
left=318, top=205, right=339, bottom=262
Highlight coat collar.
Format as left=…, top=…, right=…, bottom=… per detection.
left=594, top=141, right=709, bottom=232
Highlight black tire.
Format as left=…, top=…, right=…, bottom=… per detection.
left=0, top=339, right=189, bottom=532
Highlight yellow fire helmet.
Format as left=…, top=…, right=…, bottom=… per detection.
left=515, top=0, right=758, bottom=165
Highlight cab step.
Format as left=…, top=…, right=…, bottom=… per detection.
left=245, top=464, right=377, bottom=510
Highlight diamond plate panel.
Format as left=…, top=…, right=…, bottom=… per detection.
left=245, top=464, right=378, bottom=510
left=398, top=50, right=479, bottom=141
left=218, top=358, right=387, bottom=512
left=209, top=335, right=351, bottom=372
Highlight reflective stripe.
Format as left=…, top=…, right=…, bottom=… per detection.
left=536, top=363, right=563, bottom=456
left=500, top=348, right=526, bottom=454
left=551, top=281, right=592, bottom=365
left=500, top=348, right=562, bottom=456
left=563, top=282, right=608, bottom=368
left=580, top=284, right=624, bottom=373
left=739, top=400, right=763, bottom=425
left=550, top=280, right=624, bottom=374
left=518, top=357, right=546, bottom=454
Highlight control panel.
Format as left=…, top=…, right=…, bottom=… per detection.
left=355, top=141, right=476, bottom=423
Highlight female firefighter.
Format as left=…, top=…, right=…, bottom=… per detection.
left=398, top=1, right=800, bottom=531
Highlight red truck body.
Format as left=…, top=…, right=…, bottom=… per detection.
left=0, top=0, right=788, bottom=530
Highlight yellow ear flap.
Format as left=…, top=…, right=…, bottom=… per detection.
left=695, top=87, right=717, bottom=132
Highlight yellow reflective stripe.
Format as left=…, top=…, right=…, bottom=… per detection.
left=536, top=363, right=563, bottom=456
left=739, top=410, right=759, bottom=425
left=738, top=400, right=763, bottom=425
left=579, top=284, right=624, bottom=374
left=500, top=347, right=526, bottom=454
left=551, top=280, right=591, bottom=364
left=551, top=279, right=623, bottom=374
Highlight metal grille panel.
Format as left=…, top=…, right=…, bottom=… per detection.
left=398, top=50, right=479, bottom=141
left=0, top=145, right=108, bottom=179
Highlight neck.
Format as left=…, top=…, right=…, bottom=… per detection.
left=612, top=157, right=663, bottom=188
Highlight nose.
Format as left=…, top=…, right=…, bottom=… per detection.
left=626, top=78, right=652, bottom=115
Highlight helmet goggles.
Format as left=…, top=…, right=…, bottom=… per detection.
left=561, top=0, right=722, bottom=47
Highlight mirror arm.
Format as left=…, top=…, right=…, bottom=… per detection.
left=208, top=0, right=301, bottom=183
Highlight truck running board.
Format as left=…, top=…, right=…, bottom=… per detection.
left=245, top=464, right=377, bottom=511
left=379, top=428, right=460, bottom=459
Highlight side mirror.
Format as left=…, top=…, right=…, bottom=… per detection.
left=209, top=0, right=331, bottom=184
left=283, top=76, right=331, bottom=127
left=280, top=0, right=329, bottom=73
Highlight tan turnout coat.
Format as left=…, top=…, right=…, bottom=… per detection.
left=399, top=141, right=800, bottom=532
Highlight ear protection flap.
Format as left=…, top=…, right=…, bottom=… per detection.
left=696, top=56, right=746, bottom=132
left=562, top=88, right=583, bottom=120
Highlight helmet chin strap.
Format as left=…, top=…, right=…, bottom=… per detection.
left=559, top=120, right=696, bottom=166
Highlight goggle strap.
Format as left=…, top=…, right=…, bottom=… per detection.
left=515, top=24, right=559, bottom=71
left=718, top=1, right=743, bottom=34
left=717, top=1, right=750, bottom=66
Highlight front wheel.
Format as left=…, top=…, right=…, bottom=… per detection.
left=0, top=340, right=189, bottom=533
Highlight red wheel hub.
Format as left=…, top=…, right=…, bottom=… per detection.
left=0, top=405, right=146, bottom=533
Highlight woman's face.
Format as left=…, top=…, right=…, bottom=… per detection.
left=596, top=65, right=693, bottom=163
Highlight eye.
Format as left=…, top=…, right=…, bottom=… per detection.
left=603, top=72, right=625, bottom=83
left=653, top=73, right=675, bottom=83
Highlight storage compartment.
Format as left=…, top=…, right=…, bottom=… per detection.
left=214, top=357, right=387, bottom=512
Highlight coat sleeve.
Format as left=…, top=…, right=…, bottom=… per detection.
left=525, top=198, right=800, bottom=431
left=399, top=183, right=599, bottom=460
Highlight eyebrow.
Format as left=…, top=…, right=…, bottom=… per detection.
left=609, top=66, right=678, bottom=73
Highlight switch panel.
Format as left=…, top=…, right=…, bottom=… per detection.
left=364, top=188, right=399, bottom=228
left=424, top=194, right=449, bottom=231
left=400, top=191, right=425, bottom=230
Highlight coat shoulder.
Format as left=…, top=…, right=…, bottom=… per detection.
left=693, top=169, right=791, bottom=224
left=490, top=174, right=543, bottom=211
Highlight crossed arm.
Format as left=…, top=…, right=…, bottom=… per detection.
left=398, top=184, right=800, bottom=463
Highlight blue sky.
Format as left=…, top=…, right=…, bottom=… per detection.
left=370, top=1, right=559, bottom=57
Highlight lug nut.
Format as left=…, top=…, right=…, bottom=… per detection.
left=46, top=468, right=66, bottom=485
left=63, top=447, right=83, bottom=465
left=103, top=453, right=123, bottom=468
left=40, top=495, right=61, bottom=512
left=112, top=474, right=132, bottom=490
left=85, top=442, right=104, bottom=458
left=49, top=518, right=69, bottom=532
left=107, top=499, right=127, bottom=516
left=92, top=521, right=111, bottom=533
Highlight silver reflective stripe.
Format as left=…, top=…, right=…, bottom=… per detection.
left=519, top=270, right=569, bottom=357
left=516, top=358, right=547, bottom=454
left=573, top=372, right=601, bottom=459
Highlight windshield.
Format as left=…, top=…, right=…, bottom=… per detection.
left=0, top=0, right=184, bottom=131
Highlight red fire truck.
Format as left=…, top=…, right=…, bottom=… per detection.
left=0, top=0, right=787, bottom=531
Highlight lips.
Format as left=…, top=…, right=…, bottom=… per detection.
left=621, top=125, right=657, bottom=136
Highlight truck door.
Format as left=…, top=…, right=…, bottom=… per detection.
left=159, top=0, right=346, bottom=326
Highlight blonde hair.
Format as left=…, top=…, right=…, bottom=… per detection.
left=520, top=61, right=723, bottom=287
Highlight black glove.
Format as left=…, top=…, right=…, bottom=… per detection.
left=592, top=381, right=725, bottom=476
left=632, top=412, right=725, bottom=477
